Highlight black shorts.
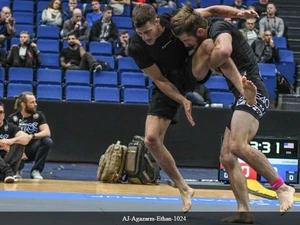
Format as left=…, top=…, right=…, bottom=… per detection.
left=227, top=79, right=270, bottom=129
left=148, top=88, right=180, bottom=121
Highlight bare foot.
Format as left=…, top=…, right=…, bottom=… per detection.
left=180, top=188, right=195, bottom=213
left=221, top=212, right=254, bottom=224
left=242, top=77, right=257, bottom=106
left=276, top=184, right=295, bottom=215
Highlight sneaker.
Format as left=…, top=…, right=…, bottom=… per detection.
left=93, top=64, right=102, bottom=73
left=4, top=176, right=15, bottom=183
left=14, top=170, right=23, bottom=179
left=31, top=170, right=43, bottom=180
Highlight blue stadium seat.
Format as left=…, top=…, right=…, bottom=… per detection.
left=246, top=0, right=259, bottom=6
left=94, top=86, right=120, bottom=103
left=93, top=71, right=118, bottom=87
left=62, top=40, right=87, bottom=50
left=0, top=0, right=10, bottom=10
left=93, top=55, right=115, bottom=70
left=126, top=29, right=135, bottom=37
left=37, top=39, right=60, bottom=53
left=120, top=72, right=146, bottom=88
left=200, top=0, right=221, bottom=7
left=148, top=78, right=154, bottom=88
left=205, top=75, right=229, bottom=92
left=273, top=37, right=287, bottom=49
left=157, top=7, right=175, bottom=14
left=112, top=16, right=133, bottom=29
left=275, top=50, right=296, bottom=84
left=37, top=25, right=60, bottom=39
left=13, top=12, right=34, bottom=25
left=7, top=83, right=33, bottom=98
left=258, top=63, right=276, bottom=76
left=12, top=1, right=34, bottom=13
left=117, top=57, right=140, bottom=73
left=123, top=6, right=131, bottom=17
left=10, top=37, right=19, bottom=46
left=40, top=53, right=60, bottom=68
left=65, top=85, right=91, bottom=102
left=0, top=67, right=5, bottom=84
left=222, top=0, right=235, bottom=5
left=37, top=68, right=62, bottom=85
left=37, top=84, right=63, bottom=101
left=176, top=0, right=198, bottom=8
left=37, top=1, right=49, bottom=13
left=89, top=42, right=112, bottom=56
left=8, top=67, right=34, bottom=84
left=0, top=83, right=3, bottom=98
left=15, top=25, right=34, bottom=37
left=65, top=70, right=91, bottom=86
left=123, top=88, right=149, bottom=104
left=210, top=92, right=234, bottom=106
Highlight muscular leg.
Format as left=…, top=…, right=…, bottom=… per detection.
left=222, top=110, right=294, bottom=222
left=144, top=115, right=194, bottom=213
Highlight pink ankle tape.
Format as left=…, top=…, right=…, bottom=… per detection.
left=270, top=177, right=284, bottom=190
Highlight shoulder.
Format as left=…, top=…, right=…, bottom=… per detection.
left=33, top=111, right=46, bottom=119
left=7, top=111, right=20, bottom=121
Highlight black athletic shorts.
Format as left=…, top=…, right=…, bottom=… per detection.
left=227, top=78, right=270, bottom=129
left=148, top=88, right=181, bottom=121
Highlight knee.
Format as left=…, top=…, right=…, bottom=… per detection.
left=41, top=137, right=53, bottom=149
left=144, top=134, right=162, bottom=152
left=228, top=140, right=247, bottom=158
left=219, top=148, right=236, bottom=167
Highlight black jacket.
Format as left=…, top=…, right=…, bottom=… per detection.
left=89, top=17, right=118, bottom=43
left=251, top=39, right=280, bottom=63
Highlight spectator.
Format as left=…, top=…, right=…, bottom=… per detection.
left=8, top=92, right=53, bottom=180
left=0, top=7, right=16, bottom=48
left=239, top=18, right=261, bottom=46
left=61, top=8, right=90, bottom=41
left=110, top=0, right=130, bottom=16
left=230, top=0, right=247, bottom=29
left=89, top=6, right=118, bottom=43
left=62, top=0, right=78, bottom=22
left=7, top=31, right=41, bottom=68
left=251, top=30, right=280, bottom=63
left=252, top=0, right=269, bottom=17
left=41, top=0, right=63, bottom=27
left=86, top=0, right=103, bottom=27
left=185, top=83, right=211, bottom=106
left=259, top=3, right=285, bottom=37
left=60, top=34, right=102, bottom=71
left=0, top=102, right=31, bottom=183
left=113, top=30, right=130, bottom=59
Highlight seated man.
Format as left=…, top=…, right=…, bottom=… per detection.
left=61, top=8, right=90, bottom=41
left=0, top=101, right=31, bottom=183
left=0, top=6, right=16, bottom=48
left=113, top=30, right=130, bottom=59
left=62, top=0, right=78, bottom=22
left=7, top=31, right=41, bottom=68
left=8, top=92, right=53, bottom=180
left=86, top=0, right=102, bottom=27
left=60, top=34, right=102, bottom=71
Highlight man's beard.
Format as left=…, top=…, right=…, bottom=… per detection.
left=69, top=42, right=76, bottom=47
left=25, top=106, right=36, bottom=114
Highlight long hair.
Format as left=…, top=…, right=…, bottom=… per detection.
left=132, top=4, right=157, bottom=28
left=170, top=3, right=208, bottom=37
left=47, top=0, right=62, bottom=12
left=14, top=92, right=34, bottom=110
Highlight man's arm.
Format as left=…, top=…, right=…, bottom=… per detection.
left=142, top=64, right=195, bottom=126
left=35, top=123, right=51, bottom=139
left=196, top=5, right=258, bottom=19
left=0, top=131, right=31, bottom=147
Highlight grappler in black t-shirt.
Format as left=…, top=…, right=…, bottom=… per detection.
left=171, top=4, right=295, bottom=222
left=128, top=3, right=258, bottom=213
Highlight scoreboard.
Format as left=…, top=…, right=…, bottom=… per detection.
left=219, top=136, right=299, bottom=184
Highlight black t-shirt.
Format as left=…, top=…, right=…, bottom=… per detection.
left=208, top=21, right=262, bottom=96
left=7, top=111, right=47, bottom=135
left=0, top=121, right=20, bottom=151
left=60, top=48, right=81, bottom=66
left=128, top=11, right=196, bottom=93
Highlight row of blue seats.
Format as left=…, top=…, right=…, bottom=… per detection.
left=0, top=83, right=152, bottom=103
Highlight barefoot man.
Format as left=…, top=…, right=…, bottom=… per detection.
left=170, top=4, right=295, bottom=222
left=128, top=3, right=258, bottom=213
